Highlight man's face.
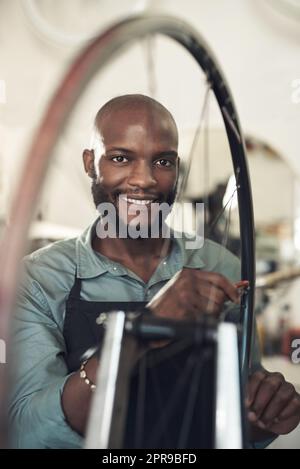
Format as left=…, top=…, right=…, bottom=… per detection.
left=85, top=105, right=179, bottom=236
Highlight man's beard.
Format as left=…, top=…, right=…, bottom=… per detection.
left=91, top=179, right=111, bottom=208
left=91, top=178, right=177, bottom=239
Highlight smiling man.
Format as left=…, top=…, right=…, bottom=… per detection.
left=10, top=95, right=300, bottom=448
left=85, top=94, right=180, bottom=281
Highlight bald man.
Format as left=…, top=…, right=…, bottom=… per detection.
left=10, top=95, right=300, bottom=448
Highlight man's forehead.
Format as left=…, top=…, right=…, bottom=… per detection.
left=97, top=103, right=168, bottom=127
left=97, top=106, right=177, bottom=142
left=90, top=129, right=177, bottom=156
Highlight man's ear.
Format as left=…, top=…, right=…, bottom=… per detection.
left=177, top=156, right=180, bottom=174
left=83, top=149, right=96, bottom=178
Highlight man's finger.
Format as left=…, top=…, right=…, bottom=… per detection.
left=195, top=271, right=240, bottom=304
left=258, top=382, right=296, bottom=426
left=249, top=372, right=284, bottom=421
left=196, top=282, right=227, bottom=308
left=277, top=395, right=300, bottom=422
left=246, top=370, right=267, bottom=407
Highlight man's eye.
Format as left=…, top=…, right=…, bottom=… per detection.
left=155, top=159, right=172, bottom=167
left=111, top=156, right=128, bottom=163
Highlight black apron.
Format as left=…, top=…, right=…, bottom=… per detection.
left=63, top=274, right=215, bottom=448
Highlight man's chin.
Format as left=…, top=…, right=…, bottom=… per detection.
left=117, top=215, right=170, bottom=239
left=118, top=222, right=158, bottom=240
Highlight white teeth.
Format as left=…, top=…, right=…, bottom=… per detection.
left=121, top=196, right=154, bottom=205
left=128, top=198, right=151, bottom=205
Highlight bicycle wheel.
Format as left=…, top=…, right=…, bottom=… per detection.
left=0, top=14, right=255, bottom=448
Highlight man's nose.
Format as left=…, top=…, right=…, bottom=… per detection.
left=127, top=161, right=157, bottom=190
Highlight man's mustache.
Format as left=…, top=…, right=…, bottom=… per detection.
left=92, top=181, right=177, bottom=207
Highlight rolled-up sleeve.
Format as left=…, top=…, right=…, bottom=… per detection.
left=9, top=273, right=83, bottom=449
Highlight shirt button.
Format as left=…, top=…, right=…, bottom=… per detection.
left=163, top=261, right=167, bottom=265
left=113, top=267, right=117, bottom=271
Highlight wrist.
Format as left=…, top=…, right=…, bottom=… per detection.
left=79, top=356, right=98, bottom=391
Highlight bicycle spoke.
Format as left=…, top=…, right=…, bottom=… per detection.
left=146, top=344, right=202, bottom=447
left=177, top=349, right=207, bottom=448
left=178, top=82, right=212, bottom=200
left=134, top=351, right=148, bottom=448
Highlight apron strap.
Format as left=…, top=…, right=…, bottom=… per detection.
left=68, top=271, right=82, bottom=300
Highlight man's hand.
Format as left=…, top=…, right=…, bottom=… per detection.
left=246, top=369, right=300, bottom=437
left=148, top=268, right=240, bottom=320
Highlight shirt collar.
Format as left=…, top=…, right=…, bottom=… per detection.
left=167, top=231, right=206, bottom=271
left=76, top=218, right=205, bottom=280
left=76, top=218, right=109, bottom=279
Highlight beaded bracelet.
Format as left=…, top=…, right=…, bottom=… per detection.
left=79, top=360, right=96, bottom=391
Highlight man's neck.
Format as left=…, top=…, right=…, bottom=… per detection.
left=92, top=235, right=172, bottom=283
left=92, top=235, right=171, bottom=264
